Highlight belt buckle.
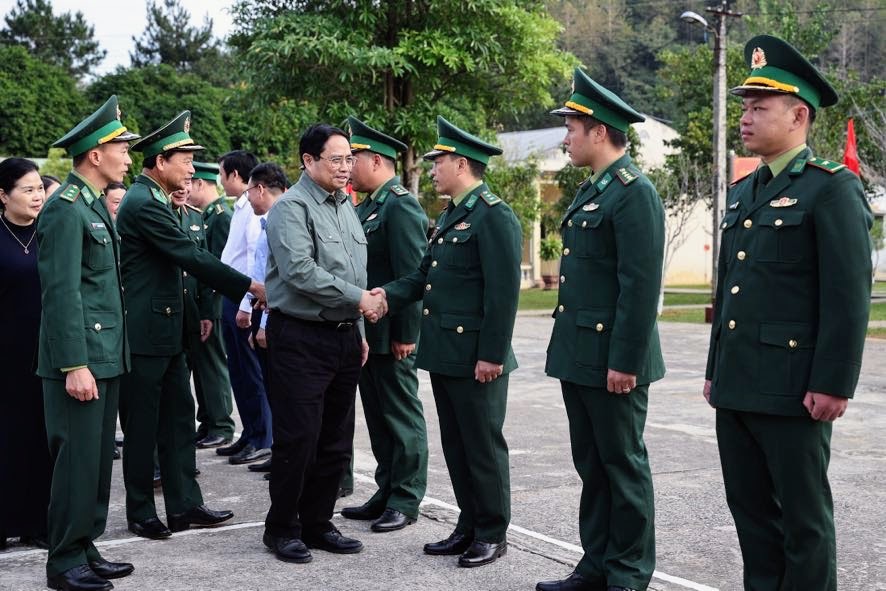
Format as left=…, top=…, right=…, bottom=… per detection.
left=335, top=321, right=354, bottom=331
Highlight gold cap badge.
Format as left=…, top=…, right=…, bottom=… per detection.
left=751, top=47, right=767, bottom=69
left=183, top=117, right=191, bottom=133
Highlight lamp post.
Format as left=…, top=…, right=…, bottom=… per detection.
left=680, top=3, right=741, bottom=315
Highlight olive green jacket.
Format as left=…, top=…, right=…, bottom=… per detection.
left=355, top=176, right=428, bottom=354
left=706, top=148, right=872, bottom=416
left=116, top=174, right=251, bottom=357
left=36, top=172, right=129, bottom=380
left=203, top=197, right=232, bottom=318
left=384, top=182, right=521, bottom=378
left=545, top=154, right=666, bottom=388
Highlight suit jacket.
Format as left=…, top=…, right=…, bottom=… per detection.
left=355, top=176, right=428, bottom=354
left=706, top=148, right=872, bottom=416
left=36, top=172, right=129, bottom=380
left=116, top=174, right=251, bottom=357
left=545, top=154, right=666, bottom=388
left=384, top=182, right=522, bottom=378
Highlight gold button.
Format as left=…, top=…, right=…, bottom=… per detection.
left=456, top=326, right=464, bottom=334
left=595, top=323, right=604, bottom=332
left=425, top=284, right=431, bottom=291
left=423, top=308, right=429, bottom=316
left=728, top=320, right=736, bottom=329
left=560, top=275, right=566, bottom=283
left=582, top=220, right=587, bottom=228
left=774, top=219, right=783, bottom=227
left=558, top=304, right=565, bottom=312
left=563, top=247, right=570, bottom=256
left=731, top=285, right=740, bottom=294
left=567, top=220, right=573, bottom=227
left=721, top=222, right=728, bottom=229
left=431, top=261, right=438, bottom=267
left=94, top=323, right=102, bottom=331
left=743, top=219, right=753, bottom=228
left=103, top=237, right=108, bottom=243
left=452, top=237, right=458, bottom=243
left=437, top=237, right=443, bottom=244
left=789, top=339, right=798, bottom=348
left=737, top=251, right=746, bottom=261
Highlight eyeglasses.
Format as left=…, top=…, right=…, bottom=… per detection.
left=317, top=155, right=357, bottom=168
left=14, top=185, right=46, bottom=196
left=245, top=184, right=263, bottom=193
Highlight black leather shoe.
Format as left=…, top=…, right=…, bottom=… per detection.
left=128, top=517, right=171, bottom=539
left=458, top=539, right=507, bottom=567
left=303, top=527, right=363, bottom=554
left=371, top=509, right=416, bottom=533
left=340, top=501, right=384, bottom=521
left=46, top=565, right=112, bottom=591
left=247, top=457, right=272, bottom=472
left=607, top=587, right=638, bottom=591
left=337, top=487, right=353, bottom=498
left=216, top=438, right=247, bottom=456
left=263, top=472, right=271, bottom=481
left=536, top=571, right=606, bottom=591
left=262, top=532, right=312, bottom=563
left=167, top=504, right=233, bottom=532
left=88, top=559, right=134, bottom=580
left=229, top=445, right=271, bottom=465
left=423, top=531, right=473, bottom=555
left=196, top=434, right=231, bottom=449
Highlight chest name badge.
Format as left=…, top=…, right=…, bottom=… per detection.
left=454, top=222, right=471, bottom=230
left=582, top=203, right=600, bottom=212
left=366, top=213, right=378, bottom=221
left=90, top=222, right=106, bottom=229
left=189, top=224, right=201, bottom=232
left=770, top=197, right=798, bottom=208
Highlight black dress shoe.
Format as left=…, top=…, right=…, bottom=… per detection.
left=248, top=457, right=272, bottom=472
left=19, top=535, right=50, bottom=549
left=262, top=532, right=312, bottom=563
left=46, top=565, right=112, bottom=591
left=303, top=527, right=363, bottom=554
left=371, top=508, right=416, bottom=533
left=263, top=472, right=271, bottom=481
left=216, top=438, right=248, bottom=457
left=128, top=517, right=171, bottom=539
left=423, top=531, right=473, bottom=555
left=229, top=444, right=271, bottom=465
left=337, top=487, right=353, bottom=498
left=536, top=571, right=606, bottom=591
left=607, top=587, right=638, bottom=591
left=88, top=559, right=134, bottom=580
left=167, top=504, right=233, bottom=532
left=458, top=538, right=507, bottom=567
left=340, top=501, right=384, bottom=521
left=196, top=434, right=231, bottom=449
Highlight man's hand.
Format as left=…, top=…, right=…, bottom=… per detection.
left=248, top=281, right=266, bottom=309
left=703, top=379, right=713, bottom=406
left=391, top=341, right=415, bottom=361
left=200, top=319, right=213, bottom=342
left=803, top=391, right=848, bottom=422
left=65, top=367, right=99, bottom=401
left=607, top=369, right=637, bottom=395
left=235, top=310, right=251, bottom=329
left=474, top=360, right=503, bottom=383
left=360, top=288, right=387, bottom=323
left=361, top=339, right=370, bottom=367
left=256, top=328, right=267, bottom=349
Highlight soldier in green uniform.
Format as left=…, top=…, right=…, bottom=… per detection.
left=37, top=95, right=140, bottom=591
left=339, top=117, right=430, bottom=533
left=704, top=35, right=872, bottom=590
left=537, top=69, right=665, bottom=591
left=186, top=162, right=236, bottom=448
left=379, top=116, right=522, bottom=567
left=116, top=111, right=266, bottom=540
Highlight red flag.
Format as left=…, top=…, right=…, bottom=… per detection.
left=843, top=118, right=861, bottom=175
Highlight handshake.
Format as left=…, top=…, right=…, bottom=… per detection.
left=359, top=287, right=388, bottom=323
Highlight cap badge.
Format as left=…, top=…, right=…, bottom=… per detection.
left=116, top=105, right=122, bottom=121
left=751, top=47, right=767, bottom=69
left=183, top=117, right=191, bottom=133
left=769, top=196, right=798, bottom=208
left=582, top=203, right=600, bottom=211
left=454, top=222, right=471, bottom=230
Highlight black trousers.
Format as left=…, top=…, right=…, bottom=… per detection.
left=264, top=312, right=361, bottom=539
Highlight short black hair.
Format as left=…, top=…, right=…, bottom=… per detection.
left=299, top=124, right=349, bottom=162
left=579, top=116, right=628, bottom=149
left=105, top=181, right=126, bottom=192
left=445, top=154, right=486, bottom=179
left=0, top=157, right=39, bottom=194
left=41, top=175, right=61, bottom=191
left=143, top=149, right=189, bottom=170
left=72, top=153, right=87, bottom=168
left=218, top=150, right=259, bottom=181
left=248, top=162, right=289, bottom=193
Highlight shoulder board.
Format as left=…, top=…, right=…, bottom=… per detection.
left=151, top=188, right=167, bottom=203
left=730, top=171, right=753, bottom=187
left=806, top=157, right=845, bottom=174
left=214, top=203, right=224, bottom=215
left=186, top=204, right=203, bottom=214
left=615, top=167, right=639, bottom=185
left=59, top=184, right=81, bottom=202
left=480, top=190, right=502, bottom=206
left=390, top=184, right=409, bottom=196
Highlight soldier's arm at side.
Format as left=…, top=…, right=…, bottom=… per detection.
left=386, top=195, right=428, bottom=344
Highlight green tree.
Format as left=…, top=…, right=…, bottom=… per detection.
left=0, top=0, right=106, bottom=79
left=40, top=147, right=71, bottom=180
left=0, top=46, right=87, bottom=156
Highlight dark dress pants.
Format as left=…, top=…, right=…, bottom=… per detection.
left=264, top=313, right=361, bottom=539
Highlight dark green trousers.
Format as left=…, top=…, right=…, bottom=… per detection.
left=430, top=373, right=510, bottom=542
left=358, top=353, right=428, bottom=518
left=716, top=409, right=836, bottom=591
left=561, top=381, right=655, bottom=590
left=187, top=319, right=235, bottom=439
left=119, top=353, right=203, bottom=522
left=43, top=377, right=119, bottom=577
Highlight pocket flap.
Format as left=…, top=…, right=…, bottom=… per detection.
left=575, top=308, right=614, bottom=331
left=759, top=321, right=815, bottom=349
left=440, top=314, right=482, bottom=332
left=317, top=231, right=341, bottom=243
left=84, top=310, right=118, bottom=331
left=88, top=229, right=112, bottom=245
left=573, top=214, right=603, bottom=230
left=720, top=211, right=740, bottom=230
left=759, top=210, right=805, bottom=228
left=445, top=231, right=474, bottom=244
left=151, top=297, right=181, bottom=314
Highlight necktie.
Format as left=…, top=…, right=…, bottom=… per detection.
left=260, top=217, right=267, bottom=231
left=753, top=166, right=773, bottom=202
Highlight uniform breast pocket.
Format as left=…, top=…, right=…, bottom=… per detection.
left=570, top=214, right=607, bottom=258
left=351, top=230, right=368, bottom=270
left=84, top=311, right=118, bottom=362
left=756, top=210, right=806, bottom=263
left=575, top=308, right=614, bottom=368
left=86, top=229, right=115, bottom=270
left=757, top=321, right=815, bottom=396
left=438, top=313, right=481, bottom=365
left=439, top=231, right=478, bottom=269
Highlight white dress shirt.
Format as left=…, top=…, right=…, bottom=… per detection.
left=220, top=193, right=266, bottom=313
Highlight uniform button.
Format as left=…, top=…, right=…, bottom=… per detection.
left=789, top=339, right=798, bottom=348
left=431, top=261, right=438, bottom=267
left=567, top=220, right=573, bottom=227
left=425, top=284, right=431, bottom=292
left=165, top=307, right=172, bottom=316
left=774, top=219, right=783, bottom=227
left=563, top=247, right=570, bottom=256
left=184, top=288, right=189, bottom=294
left=737, top=251, right=746, bottom=261
left=558, top=304, right=565, bottom=313
left=731, top=285, right=740, bottom=294
left=423, top=308, right=429, bottom=316
left=743, top=219, right=753, bottom=228
left=582, top=220, right=587, bottom=228
left=728, top=320, right=736, bottom=329
left=456, top=326, right=464, bottom=334
left=595, top=323, right=604, bottom=332
left=94, top=323, right=102, bottom=331
left=183, top=271, right=188, bottom=277
left=721, top=221, right=727, bottom=229
left=452, top=237, right=458, bottom=243
left=437, top=237, right=443, bottom=244
left=560, top=275, right=566, bottom=284
left=103, top=237, right=108, bottom=243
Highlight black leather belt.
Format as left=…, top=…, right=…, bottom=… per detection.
left=274, top=311, right=358, bottom=332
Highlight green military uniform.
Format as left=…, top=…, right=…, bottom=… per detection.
left=707, top=36, right=872, bottom=590
left=348, top=117, right=429, bottom=519
left=116, top=112, right=252, bottom=524
left=36, top=96, right=140, bottom=578
left=544, top=69, right=665, bottom=590
left=384, top=117, right=522, bottom=544
left=190, top=162, right=235, bottom=442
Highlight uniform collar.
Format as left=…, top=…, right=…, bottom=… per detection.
left=368, top=175, right=398, bottom=202
left=592, top=153, right=632, bottom=193
left=764, top=143, right=807, bottom=179
left=298, top=171, right=348, bottom=205
left=69, top=170, right=101, bottom=204
left=452, top=180, right=483, bottom=206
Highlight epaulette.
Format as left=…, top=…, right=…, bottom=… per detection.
left=214, top=203, right=224, bottom=215
left=186, top=204, right=203, bottom=214
left=806, top=157, right=845, bottom=174
left=151, top=188, right=168, bottom=204
left=59, top=185, right=81, bottom=203
left=730, top=171, right=753, bottom=187
left=615, top=167, right=639, bottom=185
left=480, top=190, right=502, bottom=206
left=390, top=184, right=409, bottom=196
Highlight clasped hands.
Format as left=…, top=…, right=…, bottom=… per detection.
left=360, top=287, right=388, bottom=323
